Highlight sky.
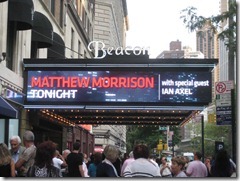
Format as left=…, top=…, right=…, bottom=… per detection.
left=126, top=0, right=220, bottom=58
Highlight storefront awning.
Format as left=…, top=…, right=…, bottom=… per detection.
left=0, top=96, right=18, bottom=118
left=8, top=0, right=34, bottom=30
left=47, top=32, right=65, bottom=59
left=32, top=11, right=53, bottom=48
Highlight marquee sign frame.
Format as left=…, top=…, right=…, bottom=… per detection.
left=23, top=58, right=217, bottom=110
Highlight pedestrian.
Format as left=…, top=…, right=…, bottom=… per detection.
left=9, top=136, right=26, bottom=164
left=83, top=153, right=89, bottom=166
left=52, top=150, right=67, bottom=177
left=87, top=153, right=94, bottom=168
left=62, top=149, right=71, bottom=160
left=66, top=142, right=84, bottom=177
left=183, top=156, right=190, bottom=171
left=0, top=143, right=16, bottom=177
left=171, top=156, right=187, bottom=177
left=122, top=152, right=129, bottom=165
left=211, top=149, right=234, bottom=177
left=15, top=130, right=36, bottom=177
left=79, top=152, right=89, bottom=177
left=159, top=156, right=172, bottom=177
left=113, top=150, right=122, bottom=176
left=96, top=145, right=119, bottom=177
left=149, top=155, right=159, bottom=167
left=26, top=140, right=61, bottom=177
left=155, top=157, right=161, bottom=167
left=123, top=144, right=161, bottom=177
left=204, top=157, right=212, bottom=177
left=61, top=149, right=70, bottom=177
left=88, top=152, right=102, bottom=177
left=120, top=151, right=134, bottom=176
left=185, top=151, right=208, bottom=177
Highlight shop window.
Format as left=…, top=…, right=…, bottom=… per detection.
left=8, top=119, right=19, bottom=144
left=0, top=119, right=5, bottom=143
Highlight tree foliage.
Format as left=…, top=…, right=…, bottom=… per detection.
left=188, top=122, right=231, bottom=157
left=126, top=125, right=181, bottom=153
left=180, top=0, right=236, bottom=53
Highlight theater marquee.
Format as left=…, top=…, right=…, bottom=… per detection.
left=23, top=58, right=216, bottom=109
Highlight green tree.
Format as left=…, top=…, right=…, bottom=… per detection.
left=126, top=125, right=163, bottom=152
left=204, top=122, right=231, bottom=157
left=126, top=125, right=181, bottom=154
left=189, top=122, right=231, bottom=157
left=180, top=1, right=236, bottom=52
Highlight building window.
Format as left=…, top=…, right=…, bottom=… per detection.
left=78, top=40, right=81, bottom=58
left=43, top=0, right=64, bottom=28
left=0, top=119, right=5, bottom=143
left=71, top=28, right=75, bottom=58
left=77, top=0, right=82, bottom=19
left=82, top=7, right=86, bottom=28
left=89, top=22, right=92, bottom=40
left=6, top=21, right=18, bottom=71
left=8, top=119, right=19, bottom=146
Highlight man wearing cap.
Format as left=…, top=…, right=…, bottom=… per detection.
left=15, top=130, right=36, bottom=177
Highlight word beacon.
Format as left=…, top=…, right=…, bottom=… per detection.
left=88, top=41, right=150, bottom=59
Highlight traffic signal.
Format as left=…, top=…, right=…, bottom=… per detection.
left=157, top=143, right=163, bottom=151
left=164, top=143, right=168, bottom=150
left=157, top=139, right=163, bottom=151
left=208, top=114, right=216, bottom=123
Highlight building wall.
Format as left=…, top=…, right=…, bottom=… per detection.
left=218, top=0, right=230, bottom=81
left=93, top=0, right=128, bottom=153
left=0, top=2, right=8, bottom=60
left=219, top=38, right=229, bottom=81
left=94, top=0, right=125, bottom=47
left=170, top=40, right=182, bottom=51
left=0, top=0, right=95, bottom=152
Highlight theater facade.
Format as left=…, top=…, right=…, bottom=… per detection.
left=23, top=58, right=216, bottom=142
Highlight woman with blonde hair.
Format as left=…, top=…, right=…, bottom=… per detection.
left=96, top=145, right=119, bottom=177
left=0, top=143, right=16, bottom=177
left=171, top=156, right=187, bottom=177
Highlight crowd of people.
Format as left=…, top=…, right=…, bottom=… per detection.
left=0, top=130, right=237, bottom=177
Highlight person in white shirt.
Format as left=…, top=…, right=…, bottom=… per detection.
left=121, top=151, right=135, bottom=176
left=123, top=144, right=161, bottom=177
left=52, top=150, right=67, bottom=177
left=79, top=152, right=89, bottom=177
left=159, top=156, right=172, bottom=177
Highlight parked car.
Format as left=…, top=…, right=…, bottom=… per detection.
left=183, top=152, right=194, bottom=161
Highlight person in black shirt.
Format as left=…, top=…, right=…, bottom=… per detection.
left=0, top=143, right=16, bottom=177
left=66, top=142, right=84, bottom=177
left=211, top=149, right=234, bottom=177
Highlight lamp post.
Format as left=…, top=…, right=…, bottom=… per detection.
left=201, top=115, right=204, bottom=162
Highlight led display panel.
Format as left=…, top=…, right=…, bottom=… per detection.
left=25, top=70, right=212, bottom=106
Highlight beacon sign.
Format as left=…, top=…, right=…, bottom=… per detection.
left=88, top=41, right=150, bottom=59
